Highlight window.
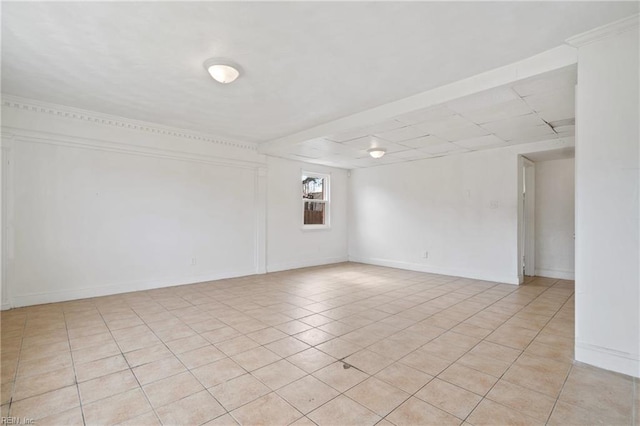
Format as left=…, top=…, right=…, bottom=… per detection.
left=302, top=172, right=330, bottom=227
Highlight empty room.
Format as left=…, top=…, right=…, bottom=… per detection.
left=1, top=2, right=638, bottom=425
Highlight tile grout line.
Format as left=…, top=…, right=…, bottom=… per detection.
left=459, top=278, right=575, bottom=425
left=92, top=302, right=165, bottom=425
left=540, top=292, right=577, bottom=425
left=367, top=277, right=565, bottom=425
left=62, top=309, right=87, bottom=426
left=6, top=267, right=626, bottom=426
left=4, top=309, right=26, bottom=417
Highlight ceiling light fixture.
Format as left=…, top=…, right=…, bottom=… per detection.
left=203, top=58, right=241, bottom=84
left=368, top=148, right=386, bottom=159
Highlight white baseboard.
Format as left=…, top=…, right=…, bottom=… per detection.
left=348, top=255, right=520, bottom=285
left=535, top=268, right=575, bottom=280
left=575, top=341, right=640, bottom=378
left=267, top=256, right=349, bottom=273
left=9, top=268, right=257, bottom=309
left=1, top=302, right=12, bottom=311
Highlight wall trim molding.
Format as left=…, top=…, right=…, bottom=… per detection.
left=7, top=268, right=258, bottom=309
left=267, top=256, right=349, bottom=273
left=566, top=13, right=639, bottom=47
left=348, top=255, right=520, bottom=285
left=1, top=94, right=258, bottom=151
left=535, top=268, right=575, bottom=280
left=575, top=341, right=640, bottom=378
left=2, top=127, right=265, bottom=170
left=1, top=303, right=12, bottom=311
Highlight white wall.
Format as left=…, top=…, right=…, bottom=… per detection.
left=534, top=158, right=575, bottom=279
left=1, top=139, right=7, bottom=310
left=573, top=23, right=639, bottom=377
left=348, top=138, right=574, bottom=284
left=266, top=156, right=348, bottom=271
left=1, top=97, right=267, bottom=308
left=1, top=96, right=352, bottom=308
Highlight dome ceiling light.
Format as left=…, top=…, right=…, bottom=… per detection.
left=203, top=58, right=241, bottom=84
left=367, top=148, right=386, bottom=159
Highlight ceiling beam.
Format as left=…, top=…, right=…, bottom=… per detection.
left=259, top=44, right=577, bottom=155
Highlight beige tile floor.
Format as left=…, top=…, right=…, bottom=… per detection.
left=1, top=262, right=637, bottom=425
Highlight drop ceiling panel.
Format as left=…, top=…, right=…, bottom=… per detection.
left=523, top=88, right=575, bottom=113
left=536, top=106, right=575, bottom=123
left=363, top=120, right=406, bottom=135
left=376, top=155, right=413, bottom=165
left=341, top=136, right=377, bottom=149
left=462, top=98, right=533, bottom=124
left=512, top=65, right=577, bottom=97
left=306, top=138, right=356, bottom=154
left=388, top=149, right=435, bottom=160
left=553, top=124, right=575, bottom=134
left=412, top=114, right=473, bottom=133
left=420, top=142, right=469, bottom=155
left=375, top=126, right=429, bottom=142
left=454, top=134, right=507, bottom=149
left=554, top=127, right=575, bottom=138
left=348, top=158, right=385, bottom=168
left=447, top=87, right=520, bottom=114
left=289, top=146, right=326, bottom=158
left=492, top=124, right=556, bottom=142
left=434, top=124, right=490, bottom=142
left=394, top=105, right=456, bottom=125
left=413, top=115, right=489, bottom=142
left=375, top=142, right=412, bottom=154
left=481, top=113, right=548, bottom=132
left=397, top=135, right=448, bottom=149
left=283, top=64, right=577, bottom=168
left=326, top=128, right=371, bottom=143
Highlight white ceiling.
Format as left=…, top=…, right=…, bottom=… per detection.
left=277, top=66, right=577, bottom=168
left=2, top=2, right=637, bottom=145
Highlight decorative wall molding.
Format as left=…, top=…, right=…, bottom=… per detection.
left=348, top=255, right=520, bottom=285
left=254, top=166, right=268, bottom=275
left=1, top=94, right=258, bottom=151
left=2, top=127, right=265, bottom=170
left=1, top=141, right=14, bottom=312
left=566, top=13, right=639, bottom=47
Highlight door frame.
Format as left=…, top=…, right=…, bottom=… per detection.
left=518, top=156, right=536, bottom=283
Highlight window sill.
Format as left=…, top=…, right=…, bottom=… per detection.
left=301, top=225, right=332, bottom=231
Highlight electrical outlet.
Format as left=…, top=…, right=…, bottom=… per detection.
left=191, top=257, right=197, bottom=266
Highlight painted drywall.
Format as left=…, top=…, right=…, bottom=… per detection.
left=348, top=138, right=574, bottom=284
left=574, top=25, right=640, bottom=377
left=1, top=144, right=7, bottom=310
left=266, top=156, right=348, bottom=271
left=1, top=97, right=267, bottom=308
left=534, top=158, right=575, bottom=279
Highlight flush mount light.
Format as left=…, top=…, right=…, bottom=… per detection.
left=203, top=58, right=241, bottom=84
left=368, top=148, right=386, bottom=159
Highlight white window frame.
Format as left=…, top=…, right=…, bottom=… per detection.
left=301, top=170, right=330, bottom=230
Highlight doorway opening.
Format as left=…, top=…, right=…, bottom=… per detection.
left=518, top=156, right=536, bottom=284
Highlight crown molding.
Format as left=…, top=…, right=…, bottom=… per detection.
left=1, top=126, right=264, bottom=170
left=1, top=94, right=258, bottom=152
left=566, top=14, right=639, bottom=48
